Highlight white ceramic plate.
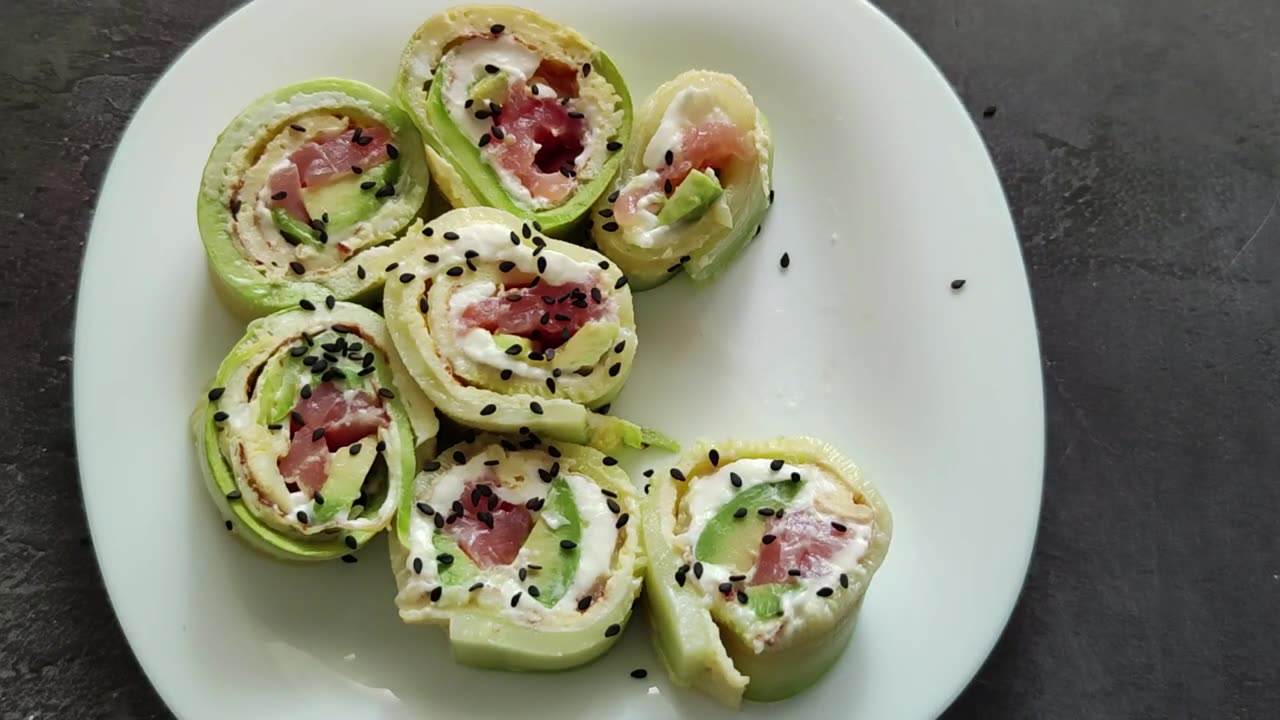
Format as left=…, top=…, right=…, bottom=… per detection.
left=75, top=0, right=1043, bottom=717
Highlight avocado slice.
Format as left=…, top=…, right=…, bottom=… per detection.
left=694, top=481, right=801, bottom=572
left=492, top=333, right=534, bottom=360
left=468, top=72, right=509, bottom=104
left=657, top=169, right=723, bottom=226
left=313, top=442, right=378, bottom=523
left=521, top=476, right=582, bottom=607
left=551, top=322, right=617, bottom=372
left=301, top=160, right=399, bottom=233
left=434, top=533, right=479, bottom=585
left=270, top=207, right=321, bottom=246
left=256, top=352, right=304, bottom=425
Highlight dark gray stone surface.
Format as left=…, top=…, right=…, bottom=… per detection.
left=1, top=0, right=1277, bottom=717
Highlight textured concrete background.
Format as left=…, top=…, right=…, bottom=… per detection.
left=2, top=0, right=1278, bottom=718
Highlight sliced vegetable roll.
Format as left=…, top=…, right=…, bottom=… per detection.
left=194, top=301, right=439, bottom=560
left=643, top=438, right=891, bottom=706
left=391, top=435, right=643, bottom=670
left=591, top=71, right=774, bottom=290
left=198, top=79, right=431, bottom=317
left=396, top=6, right=631, bottom=234
left=384, top=207, right=676, bottom=453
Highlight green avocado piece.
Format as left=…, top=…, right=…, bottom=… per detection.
left=551, top=322, right=618, bottom=371
left=271, top=207, right=320, bottom=246
left=313, top=443, right=377, bottom=523
left=657, top=169, right=723, bottom=226
left=301, top=160, right=399, bottom=232
left=468, top=72, right=509, bottom=103
left=520, top=476, right=582, bottom=607
left=492, top=333, right=534, bottom=360
left=746, top=582, right=801, bottom=620
left=256, top=353, right=303, bottom=425
left=695, top=481, right=801, bottom=572
left=434, top=533, right=479, bottom=585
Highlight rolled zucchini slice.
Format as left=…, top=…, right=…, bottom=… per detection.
left=591, top=71, right=774, bottom=290
left=198, top=79, right=431, bottom=317
left=642, top=438, right=891, bottom=706
left=193, top=302, right=439, bottom=561
left=396, top=5, right=632, bottom=234
left=383, top=207, right=676, bottom=453
left=391, top=435, right=643, bottom=670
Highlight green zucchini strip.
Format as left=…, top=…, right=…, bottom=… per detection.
left=390, top=435, right=643, bottom=670
left=198, top=79, right=431, bottom=317
left=643, top=437, right=891, bottom=706
left=383, top=207, right=676, bottom=453
left=591, top=71, right=774, bottom=290
left=396, top=5, right=632, bottom=234
left=193, top=302, right=438, bottom=561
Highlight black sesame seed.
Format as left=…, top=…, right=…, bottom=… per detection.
left=438, top=553, right=455, bottom=566
left=817, top=587, right=835, bottom=598
left=416, top=502, right=435, bottom=516
left=510, top=592, right=522, bottom=607
left=341, top=554, right=358, bottom=564
left=207, top=387, right=225, bottom=401
left=412, top=557, right=424, bottom=574
left=758, top=508, right=776, bottom=517
left=614, top=276, right=628, bottom=289
left=446, top=266, right=464, bottom=276
left=719, top=582, right=733, bottom=593
left=770, top=459, right=785, bottom=471
left=982, top=105, right=998, bottom=118
left=498, top=260, right=516, bottom=272
left=604, top=623, right=621, bottom=637
left=299, top=299, right=316, bottom=311
left=213, top=411, right=229, bottom=422
left=267, top=423, right=282, bottom=430
left=582, top=62, right=592, bottom=77
left=729, top=574, right=747, bottom=582
left=832, top=521, right=848, bottom=532
left=225, top=489, right=241, bottom=501
left=505, top=344, right=523, bottom=356
left=349, top=443, right=362, bottom=456
left=485, top=63, right=499, bottom=74
left=500, top=369, right=513, bottom=381
left=693, top=561, right=704, bottom=579
left=769, top=189, right=775, bottom=205
left=606, top=498, right=621, bottom=514
left=664, top=149, right=674, bottom=166
left=478, top=133, right=491, bottom=147
left=737, top=590, right=749, bottom=604
left=530, top=401, right=544, bottom=415
left=525, top=497, right=545, bottom=512
left=762, top=534, right=777, bottom=545
left=670, top=468, right=686, bottom=482
left=271, top=191, right=288, bottom=200
left=490, top=23, right=504, bottom=33
left=527, top=585, right=541, bottom=598
left=560, top=539, right=577, bottom=550
left=350, top=166, right=363, bottom=175
left=664, top=179, right=673, bottom=195
left=733, top=507, right=748, bottom=519
left=419, top=297, right=430, bottom=314
left=474, top=109, right=492, bottom=120
left=675, top=570, right=687, bottom=587
left=708, top=449, right=720, bottom=466
left=608, top=362, right=622, bottom=377
left=788, top=568, right=803, bottom=577
left=615, top=513, right=629, bottom=528
left=229, top=199, right=241, bottom=215
left=429, top=586, right=444, bottom=602
left=342, top=535, right=358, bottom=551
left=951, top=278, right=967, bottom=289
left=424, top=254, right=440, bottom=264
left=465, top=99, right=474, bottom=109
left=311, top=427, right=325, bottom=441
left=606, top=140, right=622, bottom=152
left=443, top=231, right=460, bottom=241
left=533, top=221, right=542, bottom=231
left=780, top=252, right=791, bottom=269
left=375, top=183, right=396, bottom=198
left=840, top=573, right=850, bottom=588
left=433, top=514, right=445, bottom=529
left=297, top=510, right=309, bottom=524
left=537, top=256, right=547, bottom=273
left=577, top=595, right=593, bottom=611
left=399, top=272, right=415, bottom=284
left=790, top=471, right=802, bottom=482
left=607, top=190, right=620, bottom=203
left=643, top=469, right=654, bottom=478
left=601, top=221, right=619, bottom=232
left=325, top=294, right=335, bottom=309
left=288, top=261, right=305, bottom=275
left=360, top=181, right=376, bottom=190
left=423, top=226, right=435, bottom=237
left=568, top=111, right=585, bottom=119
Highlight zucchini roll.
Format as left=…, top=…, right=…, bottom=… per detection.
left=642, top=438, right=891, bottom=706
left=591, top=71, right=774, bottom=290
left=391, top=436, right=643, bottom=670
left=198, top=79, right=431, bottom=316
left=383, top=207, right=676, bottom=453
left=194, top=302, right=438, bottom=560
left=396, top=5, right=631, bottom=233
